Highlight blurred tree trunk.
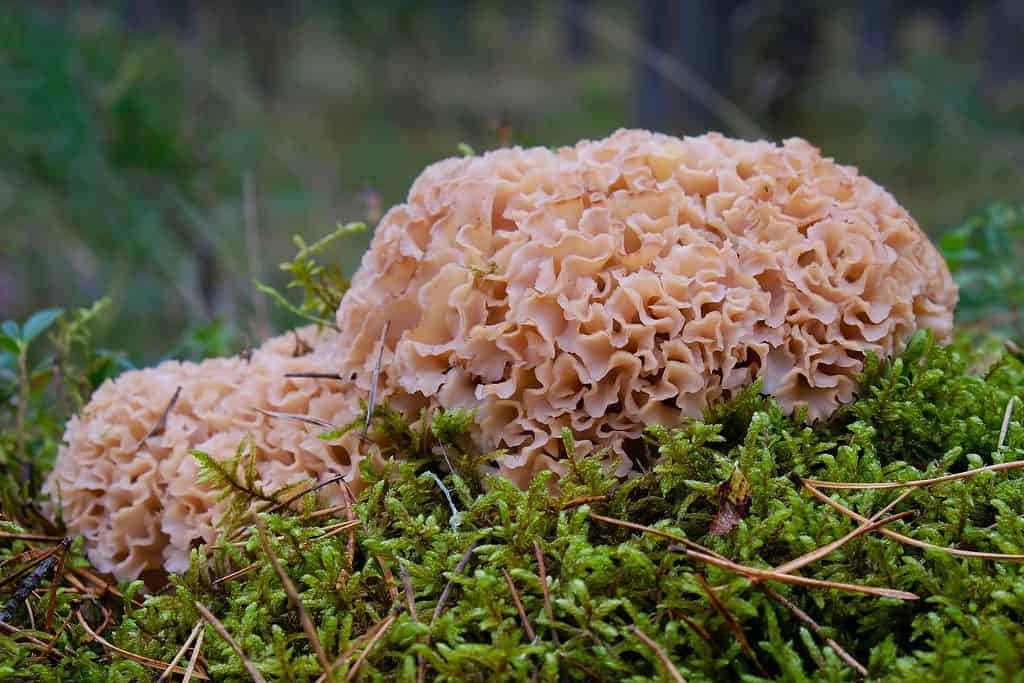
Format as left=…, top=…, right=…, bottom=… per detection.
left=563, top=0, right=592, bottom=61
left=634, top=0, right=735, bottom=134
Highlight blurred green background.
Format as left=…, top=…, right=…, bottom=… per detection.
left=2, top=1, right=1022, bottom=363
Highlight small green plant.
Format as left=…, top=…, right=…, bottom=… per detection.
left=255, top=223, right=366, bottom=329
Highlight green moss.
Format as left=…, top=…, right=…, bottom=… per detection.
left=2, top=329, right=1023, bottom=681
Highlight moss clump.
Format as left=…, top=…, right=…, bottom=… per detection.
left=1, top=330, right=1023, bottom=681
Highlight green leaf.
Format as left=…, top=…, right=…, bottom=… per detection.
left=21, top=308, right=63, bottom=344
left=0, top=336, right=19, bottom=355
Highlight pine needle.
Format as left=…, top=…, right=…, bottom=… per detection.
left=194, top=602, right=266, bottom=683
left=501, top=568, right=536, bottom=642
left=799, top=479, right=1024, bottom=562
left=256, top=520, right=332, bottom=678
left=156, top=620, right=204, bottom=682
left=77, top=610, right=209, bottom=680
left=694, top=573, right=766, bottom=675
left=628, top=625, right=687, bottom=683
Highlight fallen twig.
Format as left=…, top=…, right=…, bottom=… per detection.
left=772, top=510, right=916, bottom=576
left=182, top=623, right=205, bottom=683
left=0, top=539, right=69, bottom=623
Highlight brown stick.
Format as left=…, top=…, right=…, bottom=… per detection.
left=194, top=602, right=267, bottom=683
left=182, top=625, right=205, bottom=683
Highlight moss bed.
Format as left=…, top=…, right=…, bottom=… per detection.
left=0, top=328, right=1021, bottom=681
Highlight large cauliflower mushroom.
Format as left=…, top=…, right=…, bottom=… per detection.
left=43, top=328, right=368, bottom=579
left=336, top=129, right=957, bottom=486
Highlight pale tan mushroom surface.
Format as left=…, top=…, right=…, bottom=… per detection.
left=47, top=129, right=957, bottom=579
left=43, top=327, right=366, bottom=579
left=336, top=129, right=957, bottom=486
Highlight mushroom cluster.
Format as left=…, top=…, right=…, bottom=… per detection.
left=45, top=129, right=957, bottom=579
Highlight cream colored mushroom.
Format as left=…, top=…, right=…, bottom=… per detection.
left=335, top=129, right=957, bottom=486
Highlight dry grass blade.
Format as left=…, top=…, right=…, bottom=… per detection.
left=673, top=547, right=919, bottom=600
left=589, top=513, right=727, bottom=560
left=182, top=624, right=205, bottom=683
left=801, top=459, right=1024, bottom=490
left=137, top=386, right=181, bottom=450
left=255, top=408, right=336, bottom=431
left=501, top=568, right=536, bottom=642
left=194, top=602, right=267, bottom=683
left=532, top=540, right=560, bottom=646
left=999, top=396, right=1018, bottom=449
left=344, top=613, right=396, bottom=682
left=156, top=620, right=204, bottom=682
left=363, top=320, right=391, bottom=439
left=628, top=625, right=687, bottom=683
left=694, top=574, right=765, bottom=676
left=316, top=519, right=361, bottom=541
left=77, top=610, right=209, bottom=680
left=772, top=509, right=916, bottom=575
left=800, top=480, right=1024, bottom=562
left=761, top=586, right=867, bottom=678
left=431, top=541, right=479, bottom=626
left=256, top=521, right=333, bottom=678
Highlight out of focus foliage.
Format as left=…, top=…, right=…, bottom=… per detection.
left=941, top=202, right=1024, bottom=338
left=2, top=2, right=1022, bottom=361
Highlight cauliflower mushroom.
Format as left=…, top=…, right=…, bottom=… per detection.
left=336, top=129, right=957, bottom=485
left=43, top=327, right=367, bottom=579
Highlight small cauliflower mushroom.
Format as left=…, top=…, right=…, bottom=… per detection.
left=43, top=327, right=367, bottom=580
left=336, top=129, right=957, bottom=486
